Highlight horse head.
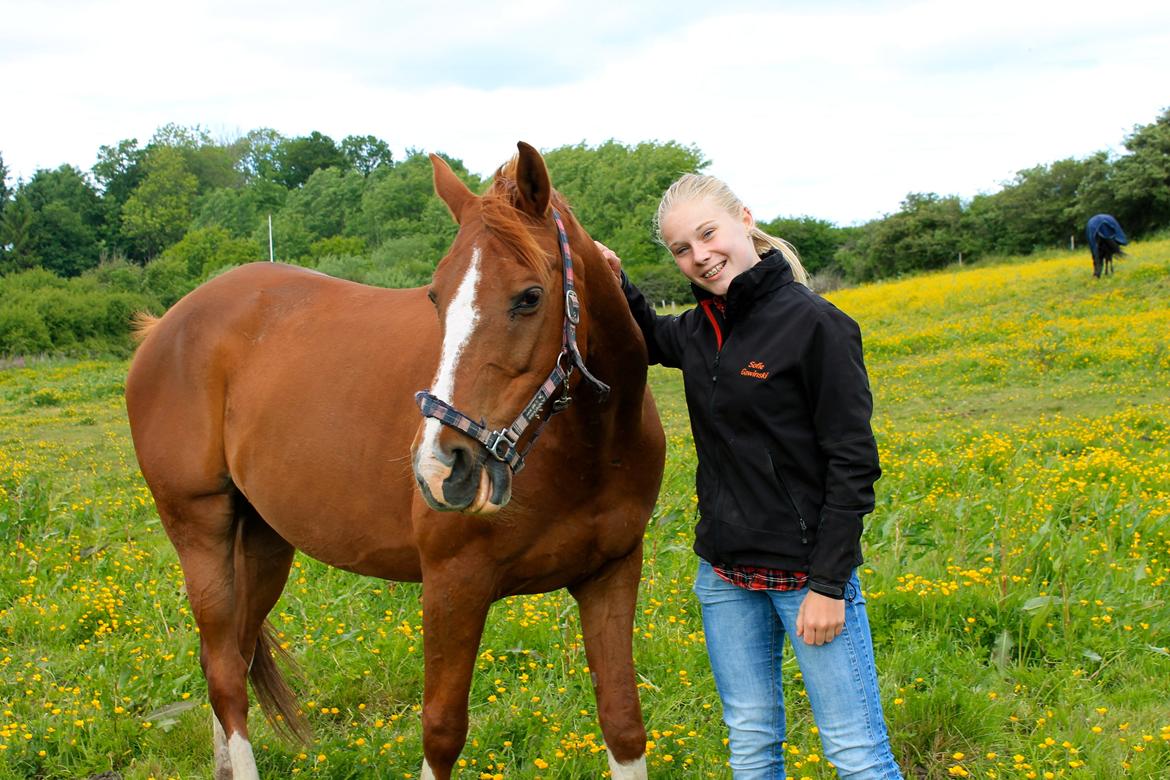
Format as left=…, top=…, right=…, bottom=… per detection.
left=411, top=142, right=602, bottom=514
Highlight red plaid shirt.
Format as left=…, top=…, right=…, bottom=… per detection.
left=713, top=564, right=808, bottom=591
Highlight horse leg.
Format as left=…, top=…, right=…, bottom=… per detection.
left=418, top=564, right=494, bottom=779
left=569, top=543, right=648, bottom=779
left=159, top=492, right=257, bottom=780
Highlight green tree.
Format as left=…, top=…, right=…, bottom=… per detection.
left=841, top=193, right=967, bottom=280
left=147, top=123, right=240, bottom=193
left=353, top=151, right=474, bottom=248
left=194, top=178, right=286, bottom=238
left=265, top=167, right=365, bottom=261
left=162, top=225, right=259, bottom=278
left=92, top=138, right=146, bottom=207
left=631, top=264, right=693, bottom=306
left=121, top=146, right=199, bottom=260
left=1111, top=107, right=1170, bottom=234
left=291, top=166, right=364, bottom=240
left=20, top=165, right=106, bottom=276
left=1070, top=152, right=1120, bottom=231
left=275, top=131, right=346, bottom=188
left=543, top=140, right=708, bottom=273
left=234, top=128, right=287, bottom=183
left=973, top=158, right=1092, bottom=255
left=309, top=235, right=367, bottom=262
left=0, top=151, right=10, bottom=217
left=1, top=194, right=36, bottom=274
left=758, top=216, right=845, bottom=275
left=341, top=135, right=393, bottom=176
left=92, top=137, right=147, bottom=255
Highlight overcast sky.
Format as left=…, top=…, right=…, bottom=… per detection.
left=2, top=0, right=1168, bottom=226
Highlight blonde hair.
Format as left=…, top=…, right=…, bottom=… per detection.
left=654, top=173, right=809, bottom=287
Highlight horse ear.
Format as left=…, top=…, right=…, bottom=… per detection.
left=431, top=153, right=476, bottom=224
left=514, top=141, right=551, bottom=218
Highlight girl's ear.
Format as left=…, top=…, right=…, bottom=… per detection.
left=741, top=205, right=755, bottom=232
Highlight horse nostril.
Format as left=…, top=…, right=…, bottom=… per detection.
left=447, top=445, right=477, bottom=487
left=450, top=445, right=469, bottom=473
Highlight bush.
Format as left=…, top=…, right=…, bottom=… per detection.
left=142, top=256, right=198, bottom=309
left=162, top=226, right=261, bottom=278
left=0, top=268, right=156, bottom=356
left=84, top=258, right=143, bottom=293
left=369, top=234, right=440, bottom=287
left=309, top=235, right=367, bottom=262
left=0, top=304, right=52, bottom=355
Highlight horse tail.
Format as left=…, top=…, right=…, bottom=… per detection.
left=130, top=311, right=161, bottom=344
left=250, top=623, right=312, bottom=744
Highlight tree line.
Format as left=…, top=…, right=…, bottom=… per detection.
left=1, top=108, right=1168, bottom=356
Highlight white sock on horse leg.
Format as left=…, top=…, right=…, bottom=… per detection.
left=227, top=732, right=260, bottom=780
left=421, top=759, right=436, bottom=779
left=212, top=713, right=232, bottom=780
left=607, top=749, right=648, bottom=779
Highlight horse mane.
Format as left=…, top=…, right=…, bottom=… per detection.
left=479, top=156, right=576, bottom=287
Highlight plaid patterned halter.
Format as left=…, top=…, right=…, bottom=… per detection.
left=414, top=209, right=610, bottom=473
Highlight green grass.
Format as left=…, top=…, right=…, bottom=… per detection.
left=2, top=242, right=1168, bottom=778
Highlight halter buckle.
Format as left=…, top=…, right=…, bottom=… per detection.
left=565, top=289, right=580, bottom=325
left=485, top=429, right=514, bottom=462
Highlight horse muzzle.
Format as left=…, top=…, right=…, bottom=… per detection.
left=412, top=441, right=512, bottom=514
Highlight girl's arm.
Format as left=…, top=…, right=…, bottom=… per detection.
left=802, top=307, right=882, bottom=599
left=596, top=240, right=688, bottom=368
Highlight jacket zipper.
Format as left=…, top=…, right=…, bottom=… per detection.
left=700, top=300, right=726, bottom=561
left=700, top=299, right=725, bottom=414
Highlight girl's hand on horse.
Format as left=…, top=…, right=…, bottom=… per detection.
left=594, top=240, right=623, bottom=282
left=796, top=590, right=845, bottom=646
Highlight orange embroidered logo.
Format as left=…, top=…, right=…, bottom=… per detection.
left=740, top=360, right=769, bottom=379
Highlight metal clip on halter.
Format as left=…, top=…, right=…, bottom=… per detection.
left=484, top=429, right=516, bottom=463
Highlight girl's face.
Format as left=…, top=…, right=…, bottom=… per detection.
left=660, top=196, right=759, bottom=297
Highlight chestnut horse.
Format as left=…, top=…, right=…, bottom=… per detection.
left=125, top=143, right=665, bottom=779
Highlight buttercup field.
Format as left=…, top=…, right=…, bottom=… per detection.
left=2, top=239, right=1167, bottom=779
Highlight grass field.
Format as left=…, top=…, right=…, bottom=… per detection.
left=2, top=242, right=1168, bottom=779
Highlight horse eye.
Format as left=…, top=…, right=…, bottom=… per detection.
left=427, top=289, right=437, bottom=305
left=512, top=287, right=543, bottom=312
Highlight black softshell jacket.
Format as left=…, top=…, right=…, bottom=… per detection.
left=622, top=250, right=881, bottom=597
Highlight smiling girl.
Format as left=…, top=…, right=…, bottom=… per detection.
left=597, top=173, right=902, bottom=779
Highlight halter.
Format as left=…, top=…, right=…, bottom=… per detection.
left=415, top=209, right=610, bottom=473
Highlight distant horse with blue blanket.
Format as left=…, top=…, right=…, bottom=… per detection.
left=1086, top=214, right=1128, bottom=278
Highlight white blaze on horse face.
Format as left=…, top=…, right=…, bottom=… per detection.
left=419, top=246, right=482, bottom=478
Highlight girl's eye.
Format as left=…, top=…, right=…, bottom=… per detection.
left=702, top=228, right=715, bottom=239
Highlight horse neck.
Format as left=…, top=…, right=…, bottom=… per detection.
left=572, top=242, right=650, bottom=411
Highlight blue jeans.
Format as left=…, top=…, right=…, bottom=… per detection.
left=694, top=560, right=902, bottom=779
